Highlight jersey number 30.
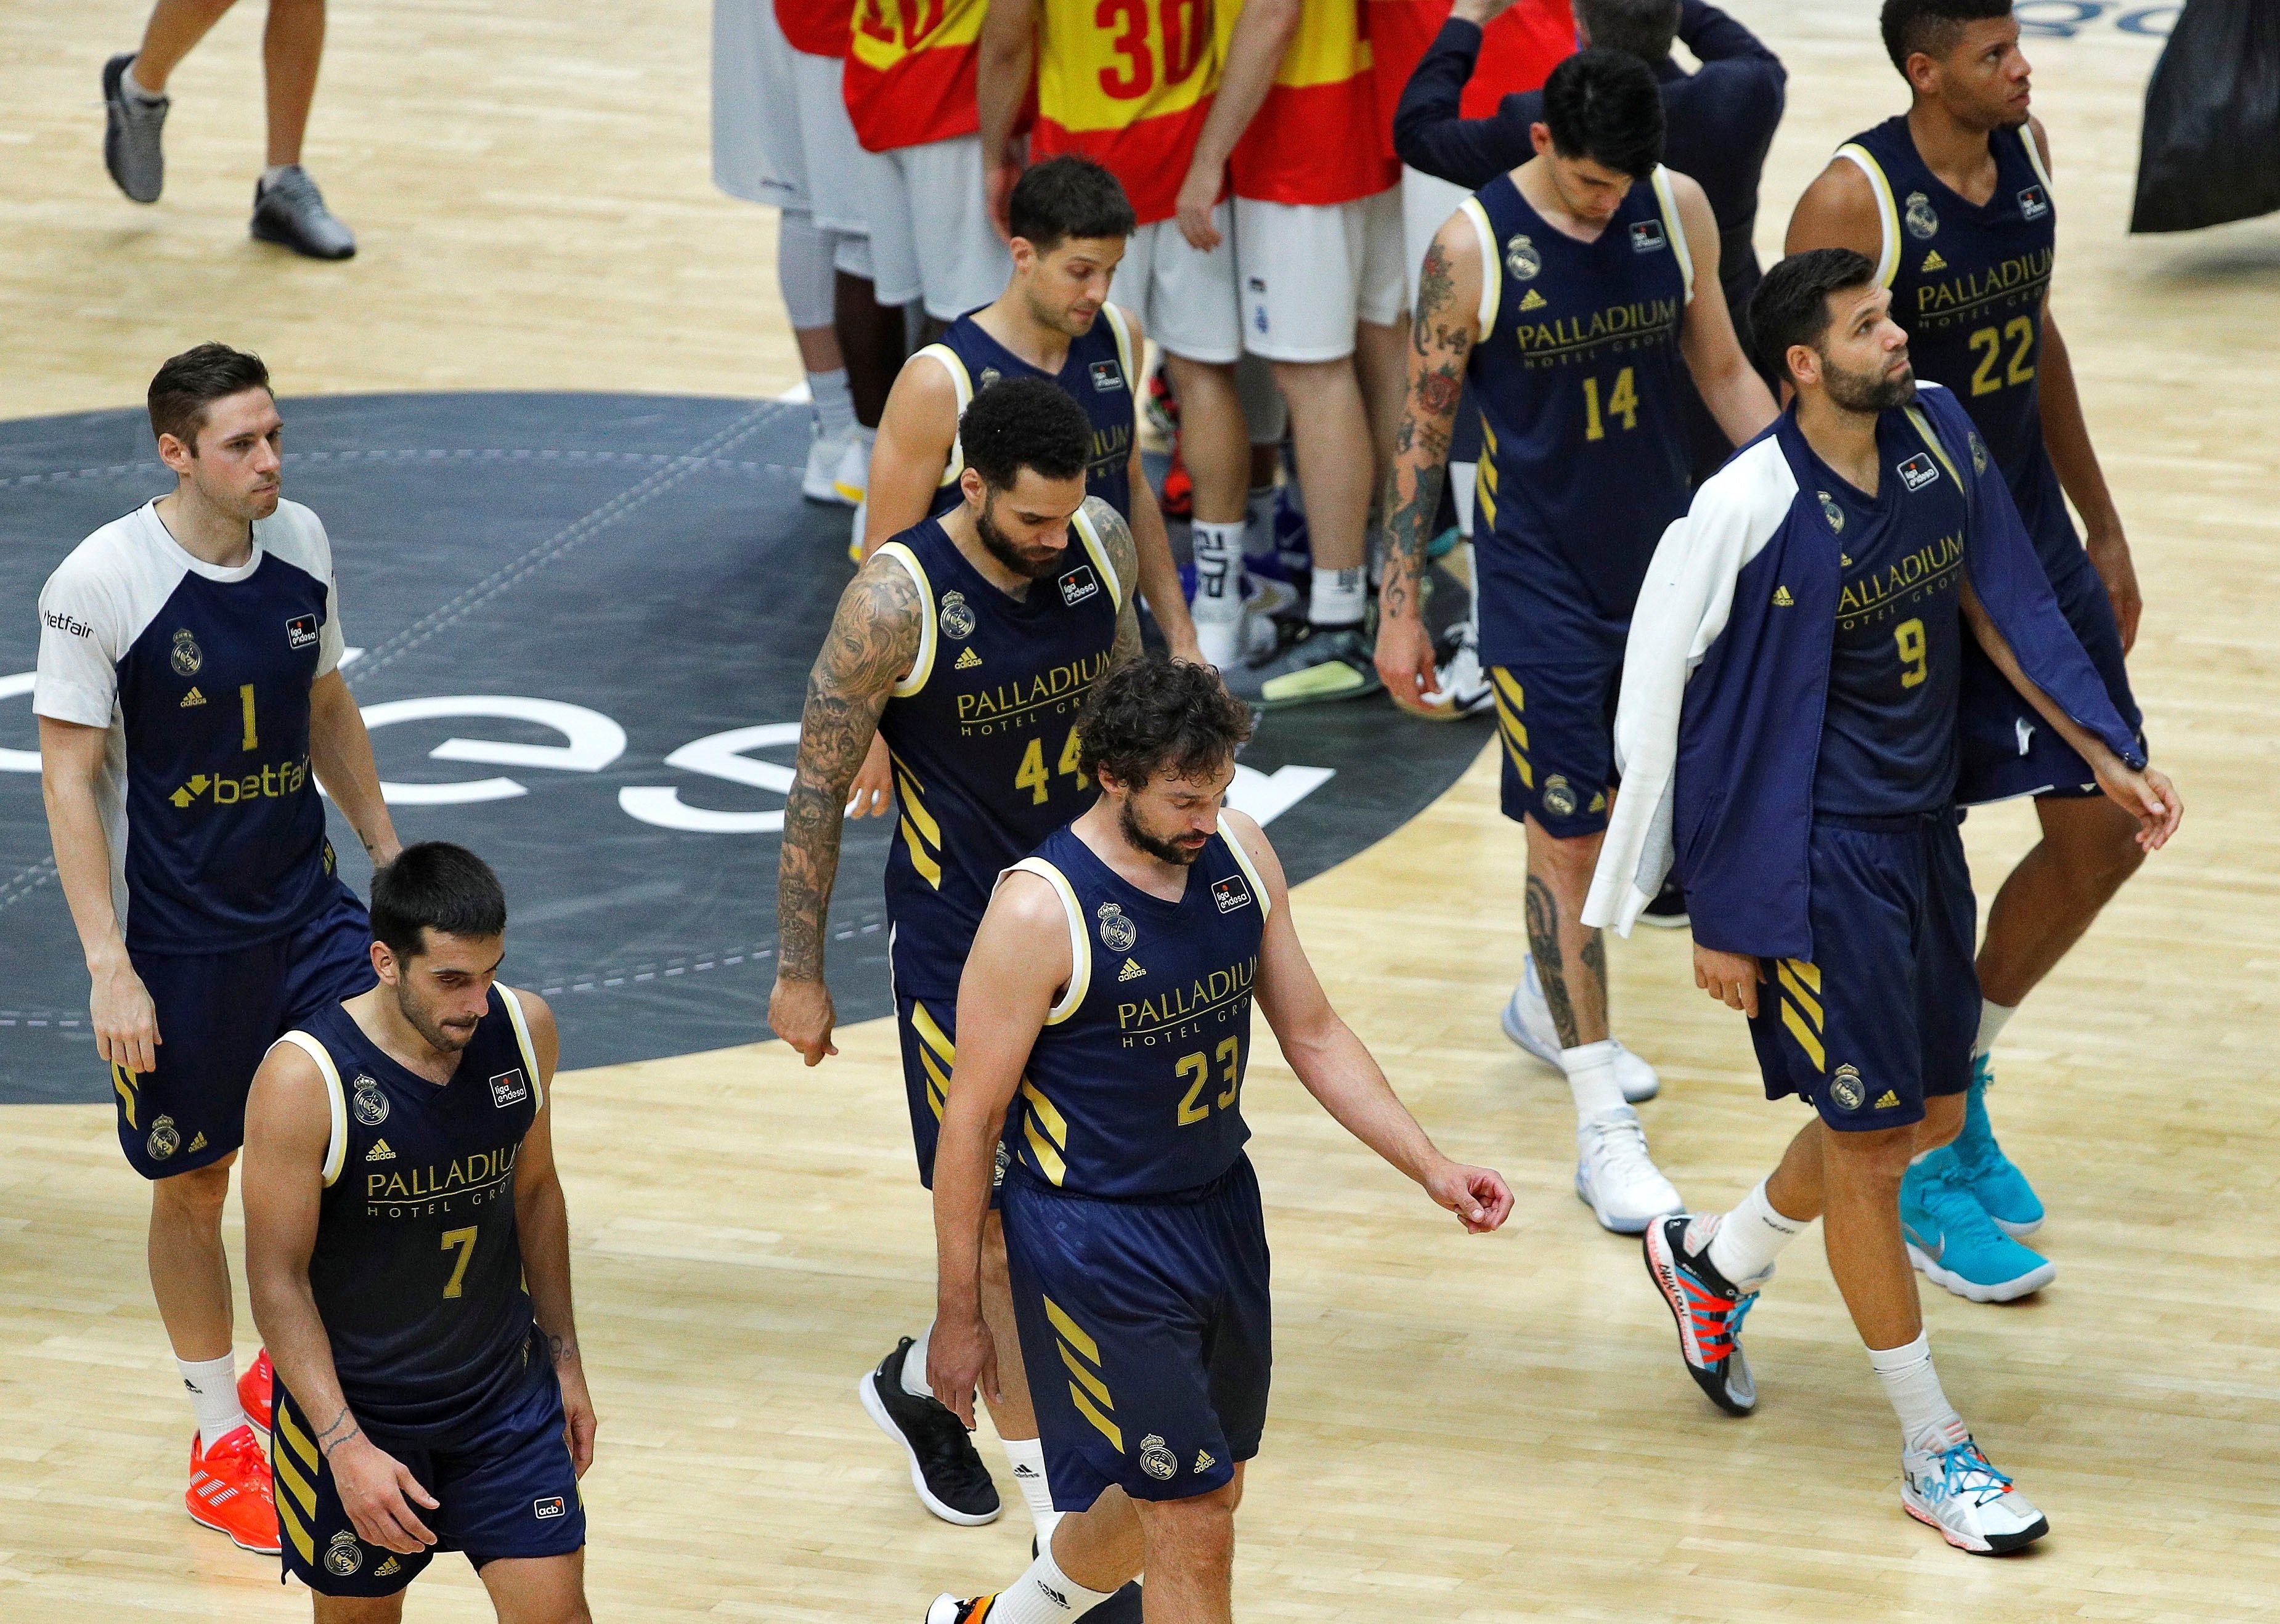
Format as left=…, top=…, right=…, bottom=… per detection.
left=1175, top=1034, right=1240, bottom=1126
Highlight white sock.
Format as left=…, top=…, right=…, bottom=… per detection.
left=1243, top=484, right=1277, bottom=556
left=1562, top=1039, right=1627, bottom=1120
left=1973, top=999, right=2016, bottom=1060
left=808, top=368, right=856, bottom=440
left=1000, top=1435, right=1059, bottom=1535
left=178, top=1352, right=247, bottom=1451
left=989, top=1536, right=1118, bottom=1623
left=1868, top=1331, right=1968, bottom=1453
left=1309, top=565, right=1366, bottom=628
left=122, top=63, right=165, bottom=104
left=900, top=1324, right=935, bottom=1400
left=1704, top=1178, right=1807, bottom=1287
left=1189, top=521, right=1245, bottom=623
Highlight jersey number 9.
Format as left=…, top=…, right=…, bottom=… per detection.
left=1895, top=618, right=1928, bottom=689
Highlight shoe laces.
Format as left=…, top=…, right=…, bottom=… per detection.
left=1584, top=1110, right=1658, bottom=1180
left=1915, top=1156, right=2014, bottom=1249
left=200, top=1424, right=267, bottom=1472
left=263, top=166, right=327, bottom=209
left=1926, top=1437, right=2013, bottom=1506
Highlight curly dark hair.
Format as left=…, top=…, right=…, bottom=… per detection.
left=961, top=375, right=1091, bottom=490
left=1077, top=654, right=1253, bottom=790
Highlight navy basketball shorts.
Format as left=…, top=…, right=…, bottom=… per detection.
left=272, top=1334, right=585, bottom=1596
left=1001, top=1156, right=1272, bottom=1511
left=1959, top=535, right=2143, bottom=805
left=1748, top=813, right=1978, bottom=1132
left=113, top=882, right=376, bottom=1179
left=1486, top=659, right=1620, bottom=839
left=895, top=993, right=1009, bottom=1204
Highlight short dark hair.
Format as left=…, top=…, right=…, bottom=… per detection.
left=960, top=376, right=1091, bottom=491
left=1749, top=248, right=1879, bottom=383
left=1077, top=654, right=1254, bottom=790
left=371, top=842, right=508, bottom=960
left=148, top=342, right=272, bottom=452
left=1540, top=49, right=1666, bottom=179
left=1880, top=0, right=2012, bottom=76
left=1009, top=155, right=1137, bottom=252
left=1577, top=0, right=1682, bottom=65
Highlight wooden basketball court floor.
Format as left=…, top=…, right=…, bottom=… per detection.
left=4, top=2, right=2278, bottom=1618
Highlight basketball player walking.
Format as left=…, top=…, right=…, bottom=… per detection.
left=1785, top=0, right=2149, bottom=1299
left=242, top=843, right=596, bottom=1617
left=1590, top=248, right=2176, bottom=1554
left=926, top=655, right=1512, bottom=1623
left=36, top=343, right=401, bottom=1555
left=1374, top=51, right=1776, bottom=1233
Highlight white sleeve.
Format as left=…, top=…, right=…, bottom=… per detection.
left=306, top=509, right=345, bottom=678
left=33, top=557, right=127, bottom=728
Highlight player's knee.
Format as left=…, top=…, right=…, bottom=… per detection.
left=153, top=1157, right=232, bottom=1219
left=1822, top=1120, right=1918, bottom=1186
left=1137, top=1488, right=1237, bottom=1573
left=1916, top=1093, right=1966, bottom=1153
left=1525, top=823, right=1602, bottom=887
left=1268, top=356, right=1352, bottom=401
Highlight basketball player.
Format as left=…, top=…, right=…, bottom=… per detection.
left=1587, top=249, right=2176, bottom=1553
left=1785, top=0, right=2147, bottom=1299
left=101, top=0, right=355, bottom=258
left=924, top=654, right=1513, bottom=1623
left=1374, top=51, right=1775, bottom=1232
left=242, top=843, right=596, bottom=1616
left=977, top=0, right=1269, bottom=669
left=35, top=343, right=401, bottom=1555
left=769, top=380, right=1141, bottom=1539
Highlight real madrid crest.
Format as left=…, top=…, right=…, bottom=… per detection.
left=147, top=1114, right=181, bottom=1161
left=1968, top=430, right=1989, bottom=476
left=978, top=367, right=1003, bottom=392
left=1818, top=491, right=1845, bottom=534
left=1828, top=1063, right=1867, bottom=1112
left=1541, top=774, right=1578, bottom=819
left=169, top=628, right=203, bottom=676
left=352, top=1076, right=390, bottom=1126
left=1096, top=901, right=1137, bottom=953
left=324, top=1530, right=364, bottom=1577
left=1504, top=233, right=1542, bottom=282
left=1903, top=191, right=1939, bottom=242
left=1139, top=1434, right=1178, bottom=1482
left=939, top=591, right=977, bottom=640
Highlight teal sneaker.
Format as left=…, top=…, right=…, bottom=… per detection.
left=1951, top=1054, right=2045, bottom=1238
left=1901, top=1147, right=2054, bottom=1303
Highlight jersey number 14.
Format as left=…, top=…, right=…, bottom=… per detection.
left=1581, top=368, right=1640, bottom=441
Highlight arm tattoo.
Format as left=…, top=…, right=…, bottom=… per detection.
left=547, top=1333, right=580, bottom=1367
left=1085, top=497, right=1146, bottom=670
left=1382, top=238, right=1474, bottom=623
left=776, top=562, right=923, bottom=982
left=316, top=1405, right=362, bottom=1458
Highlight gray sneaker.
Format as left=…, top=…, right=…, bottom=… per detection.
left=251, top=166, right=357, bottom=261
left=102, top=53, right=168, bottom=204
left=1224, top=622, right=1382, bottom=710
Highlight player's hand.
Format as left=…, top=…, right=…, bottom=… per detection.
left=1450, top=0, right=1521, bottom=23
left=846, top=734, right=895, bottom=818
left=986, top=139, right=1027, bottom=244
left=2095, top=760, right=2181, bottom=853
left=1175, top=162, right=1224, bottom=252
left=2085, top=527, right=2143, bottom=654
left=1374, top=609, right=1441, bottom=717
left=1694, top=944, right=1763, bottom=1018
left=767, top=975, right=839, bottom=1065
left=555, top=1350, right=598, bottom=1479
left=89, top=947, right=160, bottom=1075
left=927, top=1305, right=1000, bottom=1431
left=330, top=1434, right=440, bottom=1554
left=1422, top=1157, right=1513, bottom=1233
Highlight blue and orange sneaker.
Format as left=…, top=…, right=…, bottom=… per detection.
left=1642, top=1214, right=1759, bottom=1415
left=1950, top=1054, right=2045, bottom=1237
left=1900, top=1429, right=2050, bottom=1554
left=1901, top=1147, right=2054, bottom=1302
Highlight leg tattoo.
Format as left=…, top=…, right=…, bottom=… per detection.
left=1526, top=874, right=1580, bottom=1048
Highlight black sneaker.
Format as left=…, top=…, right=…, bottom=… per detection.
left=1639, top=877, right=1690, bottom=929
left=1642, top=1214, right=1759, bottom=1416
left=1223, top=622, right=1382, bottom=710
left=102, top=52, right=168, bottom=204
left=858, top=1338, right=1001, bottom=1525
left=250, top=166, right=356, bottom=261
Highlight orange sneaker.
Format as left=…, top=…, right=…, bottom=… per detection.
left=238, top=1349, right=274, bottom=1432
left=187, top=1425, right=281, bottom=1554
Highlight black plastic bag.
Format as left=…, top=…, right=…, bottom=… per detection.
left=2131, top=0, right=2280, bottom=233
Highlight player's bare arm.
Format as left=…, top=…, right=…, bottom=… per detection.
left=243, top=1041, right=441, bottom=1555
left=1228, top=810, right=1513, bottom=1232
left=927, top=872, right=1071, bottom=1424
left=1959, top=579, right=2179, bottom=850
left=1785, top=156, right=1887, bottom=264
left=307, top=667, right=402, bottom=867
left=976, top=0, right=1041, bottom=241
left=860, top=354, right=963, bottom=560
left=1374, top=219, right=1482, bottom=714
left=1078, top=493, right=1147, bottom=672
left=1173, top=0, right=1298, bottom=250
left=1671, top=174, right=1779, bottom=445
left=38, top=715, right=160, bottom=1073
left=769, top=559, right=926, bottom=1063
left=1112, top=306, right=1203, bottom=662
left=507, top=991, right=595, bottom=1477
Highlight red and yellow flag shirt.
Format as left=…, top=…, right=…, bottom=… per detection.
left=1367, top=0, right=1574, bottom=163
left=776, top=0, right=855, bottom=58
left=1033, top=0, right=1224, bottom=225
left=844, top=0, right=987, bottom=152
left=1229, top=0, right=1398, bottom=207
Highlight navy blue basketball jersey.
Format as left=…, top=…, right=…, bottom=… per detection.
left=276, top=986, right=544, bottom=1438
left=1458, top=168, right=1696, bottom=662
left=918, top=305, right=1138, bottom=521
left=874, top=513, right=1123, bottom=1001
left=34, top=500, right=349, bottom=952
left=1812, top=403, right=1974, bottom=817
left=1004, top=821, right=1268, bottom=1200
left=1838, top=120, right=2074, bottom=572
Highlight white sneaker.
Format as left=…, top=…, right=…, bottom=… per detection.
left=804, top=424, right=858, bottom=505
left=833, top=433, right=872, bottom=506
left=1574, top=1106, right=1684, bottom=1234
left=1500, top=959, right=1659, bottom=1102
left=1900, top=1433, right=2050, bottom=1554
left=1419, top=623, right=1495, bottom=717
left=847, top=497, right=868, bottom=566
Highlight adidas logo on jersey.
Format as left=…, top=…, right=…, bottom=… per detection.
left=1772, top=585, right=1795, bottom=606
left=185, top=1131, right=206, bottom=1153
left=1873, top=1090, right=1901, bottom=1110
left=1118, top=957, right=1146, bottom=981
left=366, top=1139, right=396, bottom=1161
left=1517, top=288, right=1547, bottom=311
left=1921, top=250, right=1947, bottom=272
left=954, top=647, right=982, bottom=670
left=1195, top=1448, right=1216, bottom=1473
left=179, top=687, right=206, bottom=707
left=373, top=1557, right=401, bottom=1578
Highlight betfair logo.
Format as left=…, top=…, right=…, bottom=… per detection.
left=1772, top=586, right=1795, bottom=607
left=1873, top=1090, right=1901, bottom=1110
left=366, top=1139, right=396, bottom=1161
left=1118, top=957, right=1146, bottom=981
left=180, top=687, right=206, bottom=708
left=169, top=756, right=311, bottom=808
left=1517, top=288, right=1547, bottom=312
left=1921, top=250, right=1947, bottom=273
left=954, top=648, right=982, bottom=670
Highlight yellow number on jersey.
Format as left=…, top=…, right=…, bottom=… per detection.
left=1969, top=318, right=2037, bottom=396
left=1016, top=738, right=1050, bottom=805
left=1581, top=368, right=1639, bottom=441
left=239, top=684, right=258, bottom=751
left=1059, top=725, right=1088, bottom=791
left=1213, top=1034, right=1240, bottom=1109
left=1895, top=618, right=1928, bottom=688
left=1176, top=1035, right=1243, bottom=1125
left=440, top=1226, right=478, bottom=1298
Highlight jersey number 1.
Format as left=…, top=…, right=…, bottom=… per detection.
left=1581, top=368, right=1640, bottom=441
